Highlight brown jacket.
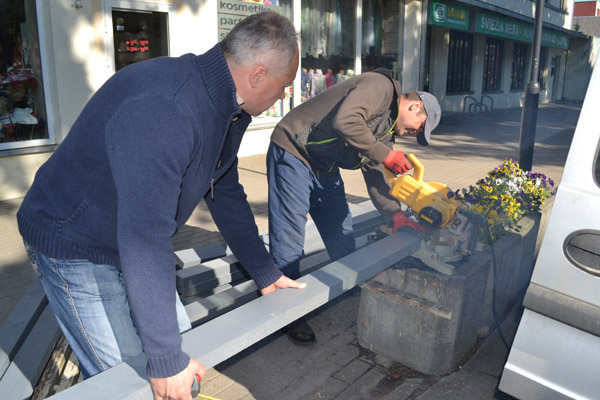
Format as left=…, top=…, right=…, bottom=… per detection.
left=270, top=71, right=404, bottom=222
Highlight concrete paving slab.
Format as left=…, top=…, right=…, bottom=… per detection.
left=414, top=368, right=501, bottom=400
left=332, top=359, right=372, bottom=384
left=274, top=359, right=343, bottom=399
left=381, top=378, right=423, bottom=400
left=335, top=366, right=387, bottom=399
left=463, top=303, right=523, bottom=378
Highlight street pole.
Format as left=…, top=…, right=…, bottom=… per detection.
left=518, top=0, right=545, bottom=171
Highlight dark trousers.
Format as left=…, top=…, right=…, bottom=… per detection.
left=267, top=142, right=356, bottom=279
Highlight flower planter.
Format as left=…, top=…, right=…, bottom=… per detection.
left=480, top=213, right=541, bottom=324
left=357, top=213, right=540, bottom=375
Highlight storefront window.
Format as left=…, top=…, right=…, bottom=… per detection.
left=510, top=42, right=527, bottom=90
left=0, top=0, right=48, bottom=146
left=446, top=30, right=473, bottom=93
left=538, top=46, right=548, bottom=90
left=482, top=37, right=503, bottom=92
left=300, top=0, right=356, bottom=102
left=361, top=0, right=400, bottom=77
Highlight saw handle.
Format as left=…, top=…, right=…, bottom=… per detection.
left=384, top=153, right=425, bottom=183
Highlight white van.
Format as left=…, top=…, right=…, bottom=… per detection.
left=499, top=63, right=600, bottom=398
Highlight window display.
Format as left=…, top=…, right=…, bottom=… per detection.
left=112, top=9, right=169, bottom=72
left=483, top=37, right=503, bottom=92
left=361, top=0, right=400, bottom=75
left=0, top=0, right=47, bottom=146
left=300, top=0, right=356, bottom=102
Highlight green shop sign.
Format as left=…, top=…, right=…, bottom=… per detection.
left=475, top=12, right=569, bottom=49
left=429, top=1, right=469, bottom=31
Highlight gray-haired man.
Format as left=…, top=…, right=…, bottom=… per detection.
left=18, top=11, right=304, bottom=400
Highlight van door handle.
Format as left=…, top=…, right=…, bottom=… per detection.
left=564, top=230, right=600, bottom=277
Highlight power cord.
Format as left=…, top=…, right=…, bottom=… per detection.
left=483, top=220, right=510, bottom=349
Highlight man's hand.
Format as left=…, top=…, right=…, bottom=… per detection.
left=261, top=275, right=307, bottom=295
left=382, top=150, right=412, bottom=174
left=150, top=358, right=206, bottom=400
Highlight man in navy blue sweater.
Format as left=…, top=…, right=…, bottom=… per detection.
left=17, top=11, right=303, bottom=400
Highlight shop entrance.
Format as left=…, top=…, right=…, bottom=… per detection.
left=551, top=55, right=562, bottom=101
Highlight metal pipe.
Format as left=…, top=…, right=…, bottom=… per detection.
left=518, top=0, right=545, bottom=171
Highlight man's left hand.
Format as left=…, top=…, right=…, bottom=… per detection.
left=261, top=275, right=307, bottom=295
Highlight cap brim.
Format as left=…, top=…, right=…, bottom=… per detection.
left=417, top=126, right=431, bottom=146
left=417, top=91, right=441, bottom=146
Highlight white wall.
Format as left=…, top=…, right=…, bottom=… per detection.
left=0, top=0, right=216, bottom=201
left=401, top=0, right=424, bottom=91
left=45, top=0, right=215, bottom=142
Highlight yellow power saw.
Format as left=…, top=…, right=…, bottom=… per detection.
left=383, top=153, right=484, bottom=274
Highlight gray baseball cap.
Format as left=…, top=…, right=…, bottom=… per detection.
left=417, top=91, right=441, bottom=146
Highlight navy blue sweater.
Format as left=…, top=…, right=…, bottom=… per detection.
left=17, top=44, right=282, bottom=378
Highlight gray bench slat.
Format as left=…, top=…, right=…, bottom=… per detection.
left=352, top=212, right=385, bottom=236
left=176, top=255, right=243, bottom=291
left=185, top=232, right=420, bottom=369
left=174, top=201, right=378, bottom=271
left=0, top=305, right=62, bottom=399
left=175, top=243, right=231, bottom=269
left=180, top=283, right=235, bottom=307
left=184, top=232, right=371, bottom=326
left=179, top=268, right=250, bottom=297
left=184, top=280, right=260, bottom=326
left=0, top=279, right=47, bottom=379
left=46, top=231, right=419, bottom=400
left=176, top=203, right=384, bottom=295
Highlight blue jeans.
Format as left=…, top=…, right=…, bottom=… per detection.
left=267, top=143, right=356, bottom=279
left=24, top=242, right=191, bottom=378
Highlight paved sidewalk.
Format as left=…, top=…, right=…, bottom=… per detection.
left=0, top=101, right=582, bottom=399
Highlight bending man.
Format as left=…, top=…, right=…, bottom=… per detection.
left=267, top=69, right=441, bottom=345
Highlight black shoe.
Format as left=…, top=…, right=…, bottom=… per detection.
left=284, top=318, right=316, bottom=346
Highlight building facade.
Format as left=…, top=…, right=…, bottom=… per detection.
left=0, top=0, right=593, bottom=201
left=574, top=0, right=600, bottom=16
left=427, top=0, right=591, bottom=112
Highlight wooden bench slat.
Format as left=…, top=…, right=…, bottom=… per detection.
left=52, top=350, right=82, bottom=395
left=30, top=335, right=72, bottom=400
